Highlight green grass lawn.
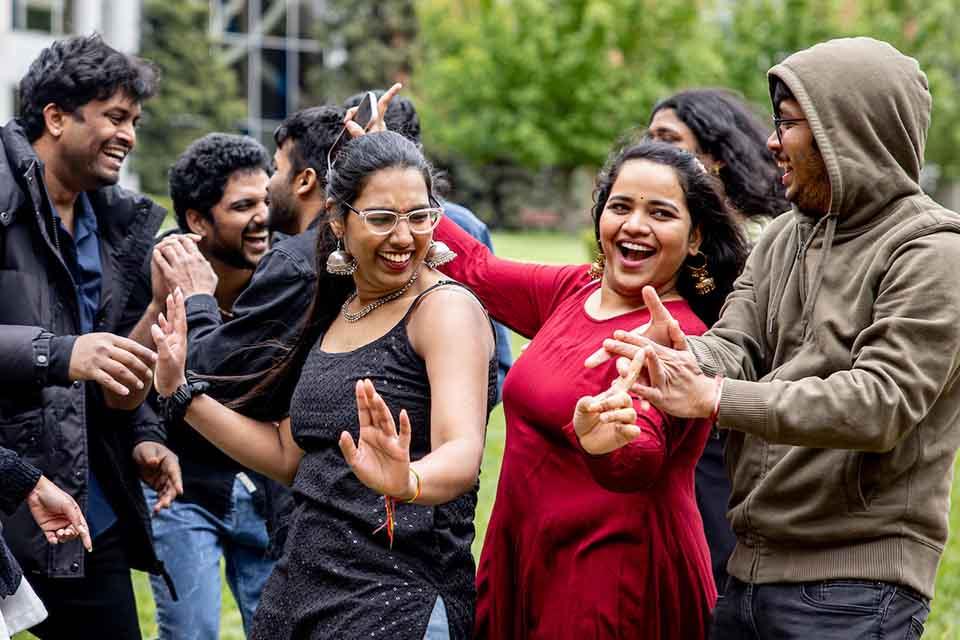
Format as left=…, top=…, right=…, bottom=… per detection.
left=15, top=230, right=960, bottom=638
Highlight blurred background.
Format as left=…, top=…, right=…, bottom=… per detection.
left=1, top=0, right=958, bottom=234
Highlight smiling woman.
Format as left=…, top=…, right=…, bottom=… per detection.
left=150, top=130, right=497, bottom=639
left=432, top=140, right=747, bottom=638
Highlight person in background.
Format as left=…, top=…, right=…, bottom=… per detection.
left=344, top=91, right=513, bottom=402
left=140, top=133, right=274, bottom=640
left=592, top=38, right=955, bottom=639
left=647, top=88, right=788, bottom=245
left=0, top=34, right=181, bottom=640
left=645, top=87, right=789, bottom=591
left=434, top=140, right=747, bottom=638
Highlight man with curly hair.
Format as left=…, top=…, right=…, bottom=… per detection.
left=0, top=34, right=181, bottom=638
left=139, top=132, right=274, bottom=639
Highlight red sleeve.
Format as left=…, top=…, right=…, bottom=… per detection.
left=561, top=400, right=671, bottom=492
left=435, top=215, right=593, bottom=338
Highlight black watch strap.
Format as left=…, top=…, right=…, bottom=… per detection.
left=159, top=371, right=210, bottom=424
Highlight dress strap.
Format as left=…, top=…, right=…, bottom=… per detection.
left=401, top=279, right=489, bottom=323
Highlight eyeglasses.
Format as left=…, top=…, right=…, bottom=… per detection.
left=772, top=116, right=807, bottom=145
left=339, top=200, right=444, bottom=236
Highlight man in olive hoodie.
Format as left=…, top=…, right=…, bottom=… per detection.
left=588, top=37, right=960, bottom=637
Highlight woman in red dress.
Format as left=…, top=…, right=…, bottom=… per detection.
left=435, top=141, right=748, bottom=639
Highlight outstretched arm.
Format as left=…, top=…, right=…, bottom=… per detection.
left=152, top=289, right=305, bottom=485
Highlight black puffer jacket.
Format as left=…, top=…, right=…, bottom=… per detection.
left=0, top=120, right=168, bottom=583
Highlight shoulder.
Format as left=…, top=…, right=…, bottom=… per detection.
left=269, top=228, right=318, bottom=276
left=407, top=282, right=492, bottom=347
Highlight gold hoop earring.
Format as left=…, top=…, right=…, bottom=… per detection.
left=686, top=251, right=715, bottom=295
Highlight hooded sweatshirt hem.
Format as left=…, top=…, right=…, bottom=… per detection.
left=727, top=535, right=940, bottom=599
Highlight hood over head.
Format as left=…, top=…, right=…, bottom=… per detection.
left=768, top=37, right=930, bottom=230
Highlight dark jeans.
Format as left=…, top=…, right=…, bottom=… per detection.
left=27, top=525, right=141, bottom=639
left=710, top=577, right=930, bottom=639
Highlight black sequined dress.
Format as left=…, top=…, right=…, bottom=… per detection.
left=251, top=282, right=496, bottom=640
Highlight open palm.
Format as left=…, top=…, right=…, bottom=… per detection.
left=150, top=288, right=188, bottom=396
left=339, top=379, right=412, bottom=498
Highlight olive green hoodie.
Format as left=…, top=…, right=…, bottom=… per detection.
left=688, top=37, right=960, bottom=598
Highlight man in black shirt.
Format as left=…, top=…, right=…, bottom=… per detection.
left=143, top=133, right=274, bottom=640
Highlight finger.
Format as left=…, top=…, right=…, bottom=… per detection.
left=644, top=346, right=667, bottom=388
left=613, top=351, right=645, bottom=392
left=365, top=379, right=398, bottom=437
left=99, top=358, right=145, bottom=393
left=611, top=330, right=650, bottom=348
left=377, top=83, right=402, bottom=118
left=338, top=431, right=359, bottom=467
left=59, top=498, right=92, bottom=550
left=345, top=120, right=366, bottom=138
left=162, top=239, right=191, bottom=264
left=642, top=286, right=677, bottom=326
left=615, top=423, right=643, bottom=442
left=163, top=456, right=184, bottom=495
left=111, top=335, right=158, bottom=366
left=107, top=345, right=152, bottom=386
left=668, top=319, right=688, bottom=351
left=94, top=368, right=131, bottom=396
left=153, top=247, right=174, bottom=277
left=173, top=288, right=188, bottom=338
left=584, top=322, right=650, bottom=368
left=344, top=105, right=358, bottom=124
left=599, top=339, right=643, bottom=362
left=172, top=234, right=202, bottom=253
left=599, top=407, right=638, bottom=424
left=398, top=409, right=411, bottom=453
left=355, top=379, right=373, bottom=428
left=157, top=311, right=171, bottom=335
left=43, top=530, right=58, bottom=545
left=589, top=391, right=633, bottom=413
left=633, top=383, right=663, bottom=409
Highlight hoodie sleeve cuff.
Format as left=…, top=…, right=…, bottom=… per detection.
left=716, top=378, right=771, bottom=435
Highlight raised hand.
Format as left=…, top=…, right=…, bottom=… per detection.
left=573, top=353, right=645, bottom=455
left=344, top=83, right=403, bottom=137
left=150, top=288, right=188, bottom=397
left=339, top=378, right=415, bottom=499
left=27, top=475, right=92, bottom=551
left=584, top=286, right=686, bottom=368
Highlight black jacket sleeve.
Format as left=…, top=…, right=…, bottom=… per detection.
left=185, top=243, right=316, bottom=378
left=0, top=326, right=76, bottom=387
left=0, top=446, right=41, bottom=515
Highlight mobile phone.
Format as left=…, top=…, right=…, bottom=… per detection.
left=327, top=91, right=378, bottom=171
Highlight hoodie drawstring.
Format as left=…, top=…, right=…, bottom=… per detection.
left=801, top=213, right=838, bottom=337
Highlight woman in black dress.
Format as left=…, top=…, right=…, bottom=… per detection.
left=151, top=127, right=496, bottom=639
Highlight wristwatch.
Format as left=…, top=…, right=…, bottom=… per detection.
left=159, top=370, right=210, bottom=424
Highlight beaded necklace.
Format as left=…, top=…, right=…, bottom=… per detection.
left=341, top=271, right=420, bottom=323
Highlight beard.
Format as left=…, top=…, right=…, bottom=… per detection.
left=267, top=187, right=300, bottom=235
left=206, top=221, right=265, bottom=270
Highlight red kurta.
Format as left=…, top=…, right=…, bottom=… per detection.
left=436, top=218, right=717, bottom=639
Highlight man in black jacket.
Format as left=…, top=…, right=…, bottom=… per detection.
left=0, top=35, right=181, bottom=639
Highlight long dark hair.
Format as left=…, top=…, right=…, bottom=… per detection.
left=238, top=131, right=439, bottom=414
left=592, top=141, right=747, bottom=326
left=650, top=89, right=788, bottom=219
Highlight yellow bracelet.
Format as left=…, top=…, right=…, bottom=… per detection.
left=406, top=467, right=422, bottom=503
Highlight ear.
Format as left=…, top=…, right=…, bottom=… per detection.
left=688, top=225, right=703, bottom=256
left=295, top=168, right=318, bottom=197
left=41, top=103, right=67, bottom=138
left=329, top=216, right=344, bottom=239
left=185, top=209, right=209, bottom=237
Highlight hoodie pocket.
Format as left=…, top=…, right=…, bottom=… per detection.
left=844, top=452, right=869, bottom=512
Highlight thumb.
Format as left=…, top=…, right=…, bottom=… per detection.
left=668, top=319, right=688, bottom=351
left=339, top=431, right=359, bottom=467
left=643, top=286, right=674, bottom=326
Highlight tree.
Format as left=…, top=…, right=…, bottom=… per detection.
left=413, top=0, right=724, bottom=225
left=136, top=0, right=246, bottom=196
left=305, top=0, right=417, bottom=104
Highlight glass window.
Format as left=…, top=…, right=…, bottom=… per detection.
left=260, top=48, right=288, bottom=121
left=13, top=0, right=71, bottom=34
left=261, top=0, right=286, bottom=37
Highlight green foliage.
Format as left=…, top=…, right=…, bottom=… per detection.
left=305, top=0, right=417, bottom=104
left=135, top=0, right=246, bottom=196
left=413, top=0, right=724, bottom=172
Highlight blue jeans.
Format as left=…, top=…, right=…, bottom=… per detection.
left=423, top=595, right=450, bottom=639
left=144, top=475, right=276, bottom=640
left=710, top=577, right=930, bottom=639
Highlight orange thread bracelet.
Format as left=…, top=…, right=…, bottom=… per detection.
left=709, top=375, right=724, bottom=423
left=406, top=467, right=422, bottom=503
